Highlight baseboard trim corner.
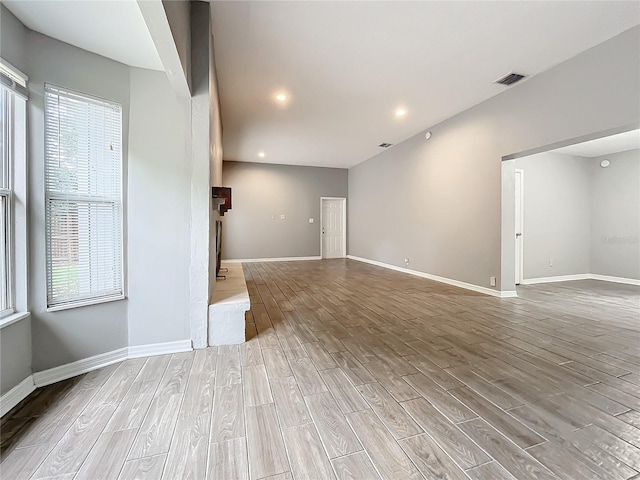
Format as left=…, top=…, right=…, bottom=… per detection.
left=225, top=256, right=322, bottom=263
left=128, top=339, right=193, bottom=359
left=32, top=339, right=194, bottom=389
left=1, top=375, right=35, bottom=417
left=33, top=347, right=128, bottom=388
left=346, top=255, right=511, bottom=298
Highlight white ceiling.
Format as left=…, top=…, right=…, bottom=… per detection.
left=211, top=1, right=640, bottom=169
left=3, top=0, right=163, bottom=71
left=553, top=129, right=640, bottom=157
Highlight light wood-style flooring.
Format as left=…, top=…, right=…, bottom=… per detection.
left=2, top=259, right=640, bottom=479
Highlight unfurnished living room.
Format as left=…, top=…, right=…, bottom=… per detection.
left=0, top=1, right=639, bottom=479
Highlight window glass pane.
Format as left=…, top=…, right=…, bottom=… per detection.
left=0, top=87, right=10, bottom=313
left=44, top=85, right=123, bottom=307
left=47, top=199, right=121, bottom=301
left=1, top=89, right=7, bottom=189
left=0, top=194, right=7, bottom=311
left=45, top=89, right=121, bottom=198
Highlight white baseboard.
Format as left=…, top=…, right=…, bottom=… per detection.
left=520, top=274, right=591, bottom=285
left=590, top=274, right=640, bottom=286
left=225, top=256, right=322, bottom=263
left=521, top=273, right=640, bottom=286
left=346, top=255, right=515, bottom=298
left=31, top=339, right=194, bottom=391
left=33, top=347, right=128, bottom=388
left=128, top=339, right=192, bottom=359
left=499, top=291, right=519, bottom=298
left=1, top=376, right=35, bottom=417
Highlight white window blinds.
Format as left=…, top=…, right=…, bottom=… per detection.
left=44, top=84, right=123, bottom=309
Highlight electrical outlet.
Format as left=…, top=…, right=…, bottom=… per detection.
left=404, top=258, right=410, bottom=266
left=549, top=259, right=553, bottom=267
left=309, top=218, right=314, bottom=223
left=490, top=276, right=496, bottom=287
left=280, top=214, right=286, bottom=220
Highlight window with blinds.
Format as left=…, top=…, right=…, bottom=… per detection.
left=0, top=87, right=11, bottom=315
left=1, top=58, right=27, bottom=320
left=44, top=84, right=123, bottom=309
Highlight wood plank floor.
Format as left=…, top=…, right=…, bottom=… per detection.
left=2, top=259, right=640, bottom=479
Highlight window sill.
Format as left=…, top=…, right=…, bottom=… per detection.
left=0, top=311, right=31, bottom=329
left=46, top=294, right=126, bottom=313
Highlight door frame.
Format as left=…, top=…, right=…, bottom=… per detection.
left=514, top=169, right=524, bottom=285
left=320, top=197, right=347, bottom=259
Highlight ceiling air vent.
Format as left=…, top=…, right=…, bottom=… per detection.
left=378, top=143, right=393, bottom=148
left=494, top=72, right=526, bottom=86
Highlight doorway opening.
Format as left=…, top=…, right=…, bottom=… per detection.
left=320, top=197, right=346, bottom=259
left=501, top=126, right=640, bottom=293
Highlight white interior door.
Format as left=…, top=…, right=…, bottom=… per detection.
left=515, top=169, right=524, bottom=285
left=321, top=198, right=345, bottom=258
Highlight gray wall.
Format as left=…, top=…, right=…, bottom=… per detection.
left=190, top=2, right=214, bottom=348
left=0, top=4, right=25, bottom=64
left=0, top=319, right=32, bottom=396
left=162, top=0, right=191, bottom=90
left=127, top=68, right=191, bottom=346
left=222, top=161, right=348, bottom=259
left=1, top=5, right=31, bottom=395
left=512, top=148, right=639, bottom=282
left=515, top=153, right=591, bottom=279
left=349, top=27, right=640, bottom=292
left=590, top=149, right=640, bottom=279
left=26, top=30, right=130, bottom=372
left=0, top=5, right=216, bottom=384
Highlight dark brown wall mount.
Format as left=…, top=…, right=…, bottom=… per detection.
left=212, top=187, right=232, bottom=215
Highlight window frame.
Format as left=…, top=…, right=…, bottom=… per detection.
left=44, top=83, right=125, bottom=311
left=0, top=87, right=15, bottom=318
left=0, top=58, right=28, bottom=326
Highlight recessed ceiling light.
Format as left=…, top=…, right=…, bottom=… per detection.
left=258, top=151, right=266, bottom=158
left=273, top=91, right=290, bottom=105
left=395, top=107, right=407, bottom=118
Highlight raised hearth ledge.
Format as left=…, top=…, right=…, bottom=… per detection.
left=208, top=261, right=250, bottom=345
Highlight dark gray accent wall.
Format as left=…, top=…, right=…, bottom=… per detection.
left=348, top=27, right=640, bottom=292
left=222, top=161, right=348, bottom=259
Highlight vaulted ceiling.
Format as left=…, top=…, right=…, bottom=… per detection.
left=210, top=1, right=640, bottom=168
left=3, top=1, right=639, bottom=169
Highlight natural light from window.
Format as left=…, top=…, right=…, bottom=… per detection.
left=44, top=85, right=124, bottom=310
